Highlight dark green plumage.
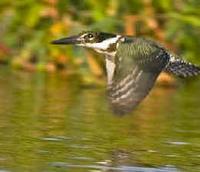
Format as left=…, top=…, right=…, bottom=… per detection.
left=115, top=38, right=167, bottom=80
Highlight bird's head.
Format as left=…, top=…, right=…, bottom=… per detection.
left=51, top=31, right=122, bottom=56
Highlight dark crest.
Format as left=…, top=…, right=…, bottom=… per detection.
left=80, top=31, right=117, bottom=43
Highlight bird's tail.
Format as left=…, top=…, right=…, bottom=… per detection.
left=165, top=55, right=200, bottom=77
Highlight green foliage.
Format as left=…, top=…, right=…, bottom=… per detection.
left=0, top=0, right=200, bottom=76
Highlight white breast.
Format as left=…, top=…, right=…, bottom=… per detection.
left=105, top=58, right=116, bottom=85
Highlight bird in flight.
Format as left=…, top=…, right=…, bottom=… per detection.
left=52, top=31, right=200, bottom=115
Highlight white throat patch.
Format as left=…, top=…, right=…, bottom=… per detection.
left=85, top=35, right=121, bottom=51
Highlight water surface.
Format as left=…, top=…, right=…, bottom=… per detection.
left=0, top=67, right=199, bottom=172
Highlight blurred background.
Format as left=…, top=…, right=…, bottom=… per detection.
left=0, top=0, right=200, bottom=82
left=0, top=1, right=200, bottom=172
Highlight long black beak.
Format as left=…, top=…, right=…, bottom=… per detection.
left=51, top=35, right=81, bottom=45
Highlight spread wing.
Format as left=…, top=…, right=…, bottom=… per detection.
left=107, top=38, right=169, bottom=115
left=164, top=55, right=200, bottom=77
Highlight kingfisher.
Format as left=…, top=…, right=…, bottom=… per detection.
left=52, top=31, right=200, bottom=114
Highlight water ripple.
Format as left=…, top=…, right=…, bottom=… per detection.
left=50, top=162, right=179, bottom=172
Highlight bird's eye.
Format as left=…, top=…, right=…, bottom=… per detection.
left=87, top=33, right=94, bottom=39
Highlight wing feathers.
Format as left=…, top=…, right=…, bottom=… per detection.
left=106, top=38, right=200, bottom=115
left=108, top=68, right=159, bottom=115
